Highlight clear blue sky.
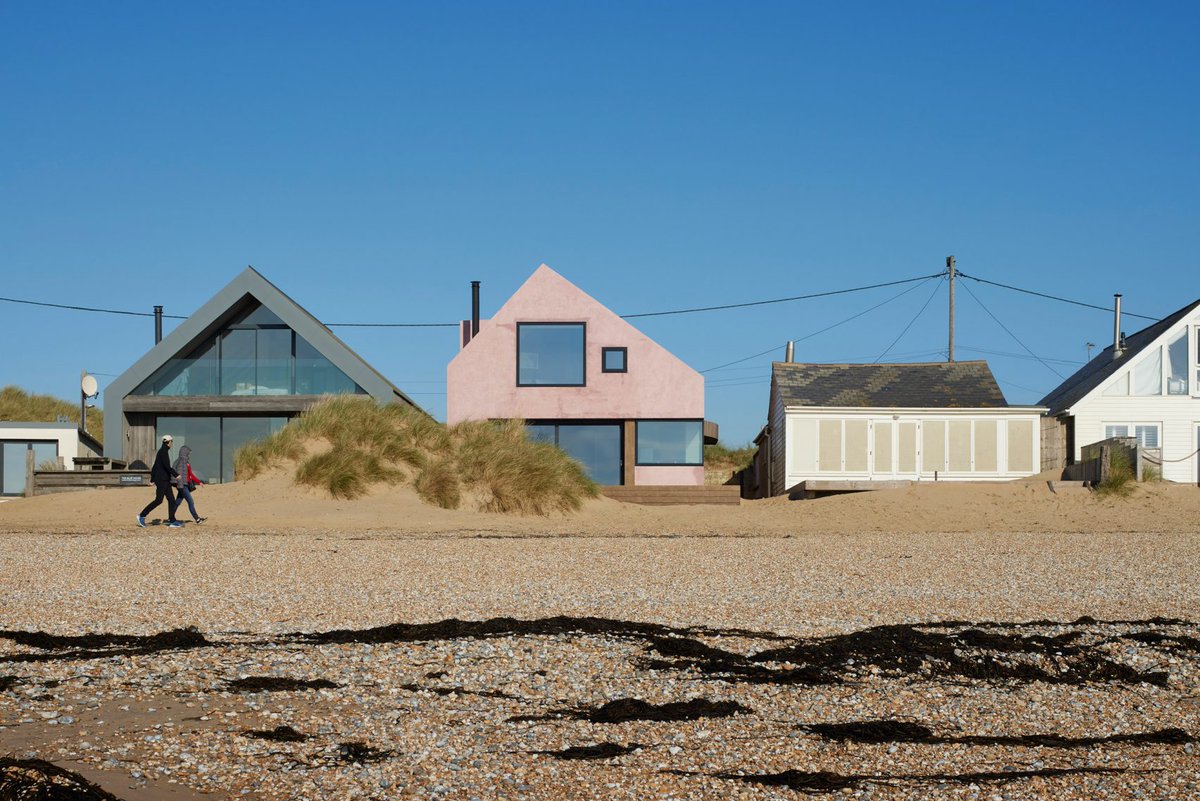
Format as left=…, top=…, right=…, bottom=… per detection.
left=2, top=1, right=1197, bottom=446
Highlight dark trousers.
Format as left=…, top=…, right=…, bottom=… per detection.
left=140, top=481, right=178, bottom=522
left=177, top=484, right=199, bottom=520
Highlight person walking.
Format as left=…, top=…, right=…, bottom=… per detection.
left=173, top=444, right=206, bottom=524
left=138, top=434, right=182, bottom=528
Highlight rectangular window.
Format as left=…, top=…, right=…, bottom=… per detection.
left=1104, top=423, right=1160, bottom=449
left=602, top=347, right=627, bottom=373
left=636, top=420, right=703, bottom=466
left=517, top=323, right=585, bottom=386
left=1167, top=329, right=1189, bottom=395
left=526, top=422, right=622, bottom=484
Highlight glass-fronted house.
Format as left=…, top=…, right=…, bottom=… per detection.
left=446, top=264, right=714, bottom=487
left=104, top=267, right=422, bottom=481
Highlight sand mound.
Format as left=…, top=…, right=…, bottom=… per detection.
left=2, top=469, right=1198, bottom=536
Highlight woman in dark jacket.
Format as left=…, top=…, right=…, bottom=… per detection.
left=138, top=434, right=181, bottom=528
left=172, top=445, right=206, bottom=524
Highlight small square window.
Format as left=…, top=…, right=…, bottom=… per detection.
left=602, top=347, right=627, bottom=373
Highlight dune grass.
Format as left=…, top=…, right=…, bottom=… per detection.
left=704, top=442, right=756, bottom=471
left=0, top=386, right=103, bottom=443
left=234, top=396, right=598, bottom=514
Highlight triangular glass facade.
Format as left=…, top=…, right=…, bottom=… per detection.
left=132, top=301, right=364, bottom=396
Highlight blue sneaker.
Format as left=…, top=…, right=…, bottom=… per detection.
left=137, top=515, right=147, bottom=528
left=168, top=521, right=184, bottom=528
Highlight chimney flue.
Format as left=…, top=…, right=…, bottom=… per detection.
left=154, top=305, right=163, bottom=344
left=470, top=281, right=480, bottom=337
left=785, top=340, right=795, bottom=363
left=1112, top=294, right=1122, bottom=360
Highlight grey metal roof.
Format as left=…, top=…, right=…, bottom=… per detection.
left=103, top=267, right=424, bottom=457
left=1039, top=298, right=1200, bottom=415
left=772, top=360, right=1008, bottom=408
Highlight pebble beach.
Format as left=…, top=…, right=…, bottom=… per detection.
left=1, top=482, right=1198, bottom=800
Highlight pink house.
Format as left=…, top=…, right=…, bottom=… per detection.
left=447, top=264, right=709, bottom=486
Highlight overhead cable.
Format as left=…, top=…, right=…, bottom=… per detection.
left=701, top=275, right=941, bottom=373
left=874, top=277, right=945, bottom=363
left=622, top=273, right=943, bottom=319
left=956, top=272, right=1156, bottom=321
left=959, top=281, right=1065, bottom=379
left=0, top=295, right=187, bottom=319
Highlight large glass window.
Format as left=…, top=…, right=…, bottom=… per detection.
left=1, top=441, right=57, bottom=495
left=133, top=302, right=364, bottom=397
left=525, top=422, right=621, bottom=485
left=518, top=323, right=585, bottom=386
left=157, top=415, right=288, bottom=484
left=636, top=420, right=703, bottom=466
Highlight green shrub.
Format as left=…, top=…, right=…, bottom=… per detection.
left=233, top=396, right=597, bottom=514
left=704, top=442, right=756, bottom=471
left=0, top=386, right=103, bottom=443
left=1095, top=448, right=1136, bottom=498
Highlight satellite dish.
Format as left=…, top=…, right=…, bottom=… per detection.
left=81, top=373, right=99, bottom=398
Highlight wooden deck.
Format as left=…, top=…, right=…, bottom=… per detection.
left=601, top=485, right=741, bottom=506
left=31, top=470, right=151, bottom=496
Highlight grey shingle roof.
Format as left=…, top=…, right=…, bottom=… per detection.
left=772, top=361, right=1007, bottom=408
left=1038, top=298, right=1200, bottom=414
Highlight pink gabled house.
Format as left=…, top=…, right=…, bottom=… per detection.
left=447, top=264, right=710, bottom=486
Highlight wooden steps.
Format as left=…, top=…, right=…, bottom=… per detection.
left=601, top=485, right=741, bottom=506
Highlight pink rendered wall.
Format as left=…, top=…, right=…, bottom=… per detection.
left=634, top=466, right=705, bottom=486
left=447, top=265, right=705, bottom=425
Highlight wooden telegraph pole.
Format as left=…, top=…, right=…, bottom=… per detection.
left=947, top=255, right=956, bottom=363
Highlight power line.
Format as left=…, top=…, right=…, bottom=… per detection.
left=956, top=271, right=1157, bottom=321
left=874, top=277, right=944, bottom=362
left=957, top=344, right=1083, bottom=366
left=700, top=275, right=942, bottom=373
left=0, top=295, right=188, bottom=319
left=622, top=273, right=943, bottom=319
left=959, top=280, right=1065, bottom=379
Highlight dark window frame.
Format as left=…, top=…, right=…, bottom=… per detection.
left=525, top=418, right=624, bottom=485
left=516, top=322, right=588, bottom=388
left=634, top=418, right=705, bottom=467
left=601, top=347, right=628, bottom=373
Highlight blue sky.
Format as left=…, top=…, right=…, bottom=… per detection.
left=2, top=1, right=1197, bottom=445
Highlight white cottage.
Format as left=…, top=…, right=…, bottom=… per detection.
left=762, top=361, right=1045, bottom=497
left=1040, top=298, right=1200, bottom=484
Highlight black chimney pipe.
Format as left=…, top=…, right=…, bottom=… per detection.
left=154, top=305, right=163, bottom=344
left=471, top=281, right=480, bottom=337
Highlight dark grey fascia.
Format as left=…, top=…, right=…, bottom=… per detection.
left=103, top=267, right=425, bottom=459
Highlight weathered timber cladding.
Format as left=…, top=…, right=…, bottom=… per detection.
left=1040, top=414, right=1067, bottom=472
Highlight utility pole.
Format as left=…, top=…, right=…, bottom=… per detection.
left=946, top=255, right=956, bottom=363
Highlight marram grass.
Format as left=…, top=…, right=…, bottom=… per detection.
left=0, top=386, right=104, bottom=443
left=234, top=396, right=597, bottom=514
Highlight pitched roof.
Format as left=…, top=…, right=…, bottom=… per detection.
left=772, top=361, right=1008, bottom=408
left=104, top=268, right=424, bottom=454
left=1039, top=298, right=1200, bottom=414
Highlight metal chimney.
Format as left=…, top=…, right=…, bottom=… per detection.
left=1112, top=294, right=1123, bottom=360
left=785, top=340, right=794, bottom=363
left=470, top=281, right=480, bottom=337
left=154, top=305, right=163, bottom=344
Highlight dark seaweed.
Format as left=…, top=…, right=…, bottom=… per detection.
left=242, top=725, right=309, bottom=742
left=0, top=627, right=211, bottom=664
left=535, top=742, right=644, bottom=760
left=0, top=756, right=127, bottom=800
left=226, top=676, right=340, bottom=692
left=512, top=697, right=752, bottom=724
left=803, top=720, right=1195, bottom=748
left=335, top=741, right=392, bottom=764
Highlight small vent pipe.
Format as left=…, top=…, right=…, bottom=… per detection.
left=154, top=305, right=163, bottom=344
left=1112, top=294, right=1122, bottom=360
left=470, top=281, right=481, bottom=337
left=785, top=340, right=794, bottom=363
